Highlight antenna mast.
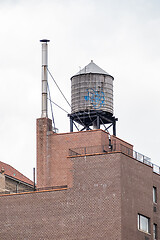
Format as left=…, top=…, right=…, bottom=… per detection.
left=40, top=39, right=50, bottom=118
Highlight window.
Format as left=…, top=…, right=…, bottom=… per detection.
left=153, top=187, right=157, bottom=203
left=153, top=223, right=157, bottom=240
left=138, top=214, right=150, bottom=233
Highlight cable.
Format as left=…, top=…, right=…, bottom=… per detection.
left=47, top=68, right=71, bottom=107
left=47, top=68, right=86, bottom=130
left=48, top=98, right=69, bottom=114
left=47, top=82, right=56, bottom=130
left=48, top=98, right=80, bottom=131
left=48, top=98, right=79, bottom=131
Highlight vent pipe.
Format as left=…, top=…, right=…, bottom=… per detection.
left=40, top=39, right=50, bottom=118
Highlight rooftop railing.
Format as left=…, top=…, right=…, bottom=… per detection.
left=0, top=185, right=68, bottom=196
left=69, top=144, right=160, bottom=175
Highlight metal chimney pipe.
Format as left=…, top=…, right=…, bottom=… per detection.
left=33, top=167, right=36, bottom=191
left=40, top=39, right=50, bottom=118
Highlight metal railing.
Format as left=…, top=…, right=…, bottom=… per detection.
left=69, top=144, right=160, bottom=175
left=0, top=189, right=34, bottom=195
left=69, top=144, right=134, bottom=157
left=36, top=185, right=68, bottom=192
left=0, top=185, right=68, bottom=196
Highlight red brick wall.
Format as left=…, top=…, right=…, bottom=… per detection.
left=1, top=152, right=159, bottom=239
left=36, top=118, right=52, bottom=188
left=152, top=173, right=160, bottom=240
left=121, top=155, right=159, bottom=240
left=37, top=118, right=111, bottom=188
left=111, top=134, right=133, bottom=153
left=36, top=117, right=133, bottom=189
left=0, top=152, right=122, bottom=240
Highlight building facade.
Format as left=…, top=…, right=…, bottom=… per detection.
left=0, top=161, right=34, bottom=194
left=0, top=117, right=159, bottom=239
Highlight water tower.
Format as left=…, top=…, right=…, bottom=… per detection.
left=69, top=60, right=118, bottom=135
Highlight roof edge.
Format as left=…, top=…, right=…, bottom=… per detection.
left=71, top=72, right=114, bottom=80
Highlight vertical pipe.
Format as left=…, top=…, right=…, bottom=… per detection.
left=40, top=39, right=50, bottom=118
left=16, top=184, right=18, bottom=193
left=70, top=117, right=73, bottom=132
left=33, top=167, right=36, bottom=191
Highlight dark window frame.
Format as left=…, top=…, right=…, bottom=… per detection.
left=153, top=186, right=157, bottom=203
left=138, top=213, right=150, bottom=234
left=153, top=223, right=157, bottom=240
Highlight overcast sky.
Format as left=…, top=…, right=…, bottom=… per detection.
left=0, top=0, right=160, bottom=180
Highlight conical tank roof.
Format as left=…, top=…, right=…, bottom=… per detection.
left=71, top=60, right=113, bottom=78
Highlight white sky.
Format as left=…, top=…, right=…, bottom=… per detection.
left=0, top=0, right=160, bottom=181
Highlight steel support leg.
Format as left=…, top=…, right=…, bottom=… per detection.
left=70, top=117, right=73, bottom=132
left=97, top=115, right=100, bottom=129
left=113, top=120, right=116, bottom=136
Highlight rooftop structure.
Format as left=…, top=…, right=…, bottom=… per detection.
left=0, top=161, right=34, bottom=193
left=0, top=41, right=159, bottom=240
left=73, top=60, right=109, bottom=76
left=69, top=60, right=117, bottom=133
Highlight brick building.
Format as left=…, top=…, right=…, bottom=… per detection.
left=0, top=161, right=34, bottom=194
left=0, top=46, right=159, bottom=239
left=0, top=117, right=159, bottom=240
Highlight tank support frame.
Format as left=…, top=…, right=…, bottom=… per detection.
left=68, top=111, right=118, bottom=136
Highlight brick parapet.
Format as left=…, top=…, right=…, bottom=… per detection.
left=36, top=118, right=111, bottom=189
left=36, top=117, right=134, bottom=190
